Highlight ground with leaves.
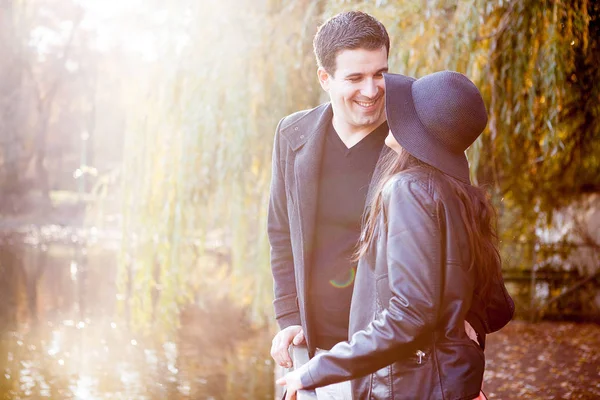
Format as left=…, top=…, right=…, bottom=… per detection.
left=484, top=321, right=600, bottom=399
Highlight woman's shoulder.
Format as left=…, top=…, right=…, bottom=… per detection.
left=383, top=166, right=436, bottom=204
left=387, top=165, right=432, bottom=191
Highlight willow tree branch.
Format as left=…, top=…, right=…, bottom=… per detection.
left=475, top=0, right=518, bottom=42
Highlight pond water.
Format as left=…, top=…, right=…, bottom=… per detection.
left=0, top=229, right=274, bottom=399
left=3, top=225, right=596, bottom=400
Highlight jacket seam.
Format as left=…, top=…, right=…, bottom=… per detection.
left=273, top=119, right=286, bottom=181
left=389, top=172, right=437, bottom=213
left=432, top=335, right=446, bottom=400
left=387, top=364, right=392, bottom=400
left=432, top=168, right=445, bottom=400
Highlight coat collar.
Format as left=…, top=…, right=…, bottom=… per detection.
left=280, top=103, right=333, bottom=152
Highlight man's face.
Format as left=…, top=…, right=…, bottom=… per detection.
left=318, top=46, right=388, bottom=132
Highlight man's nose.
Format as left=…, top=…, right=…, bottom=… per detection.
left=361, top=79, right=380, bottom=98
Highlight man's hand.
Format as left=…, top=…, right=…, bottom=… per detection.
left=270, top=325, right=305, bottom=368
left=464, top=320, right=479, bottom=345
left=276, top=367, right=304, bottom=400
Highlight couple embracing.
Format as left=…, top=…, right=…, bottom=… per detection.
left=268, top=11, right=514, bottom=400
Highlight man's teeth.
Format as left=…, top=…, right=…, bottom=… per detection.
left=357, top=100, right=376, bottom=107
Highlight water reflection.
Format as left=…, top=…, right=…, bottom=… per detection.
left=0, top=232, right=273, bottom=399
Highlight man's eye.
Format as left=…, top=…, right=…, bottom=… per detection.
left=347, top=77, right=361, bottom=82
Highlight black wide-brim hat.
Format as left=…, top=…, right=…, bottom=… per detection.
left=383, top=71, right=488, bottom=184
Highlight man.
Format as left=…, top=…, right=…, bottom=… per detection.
left=268, top=12, right=389, bottom=399
left=268, top=11, right=488, bottom=399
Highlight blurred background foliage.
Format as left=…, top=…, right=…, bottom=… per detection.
left=118, top=0, right=600, bottom=330
left=1, top=0, right=599, bottom=397
left=1, top=0, right=599, bottom=355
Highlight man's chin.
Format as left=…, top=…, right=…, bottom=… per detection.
left=354, top=114, right=384, bottom=128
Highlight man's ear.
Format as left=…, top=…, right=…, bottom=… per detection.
left=317, top=67, right=331, bottom=91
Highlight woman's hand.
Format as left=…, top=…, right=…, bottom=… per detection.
left=276, top=368, right=304, bottom=400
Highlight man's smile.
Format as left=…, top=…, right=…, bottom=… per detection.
left=354, top=96, right=382, bottom=111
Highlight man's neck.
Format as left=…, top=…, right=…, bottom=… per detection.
left=332, top=116, right=384, bottom=149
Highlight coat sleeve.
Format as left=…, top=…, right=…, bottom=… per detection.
left=268, top=118, right=301, bottom=329
left=299, top=178, right=442, bottom=389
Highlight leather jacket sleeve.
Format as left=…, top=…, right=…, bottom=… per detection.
left=300, top=178, right=444, bottom=389
left=268, top=118, right=301, bottom=329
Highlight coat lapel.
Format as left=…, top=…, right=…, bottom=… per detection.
left=282, top=104, right=332, bottom=283
left=294, top=106, right=331, bottom=277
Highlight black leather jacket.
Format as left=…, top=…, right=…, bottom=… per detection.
left=299, top=167, right=514, bottom=399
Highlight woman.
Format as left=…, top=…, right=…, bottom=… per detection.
left=277, top=71, right=514, bottom=399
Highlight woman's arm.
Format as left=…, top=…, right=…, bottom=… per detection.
left=290, top=177, right=442, bottom=390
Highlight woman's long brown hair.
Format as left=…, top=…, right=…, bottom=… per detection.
left=356, top=148, right=501, bottom=299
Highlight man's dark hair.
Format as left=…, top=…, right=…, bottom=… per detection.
left=313, top=11, right=390, bottom=76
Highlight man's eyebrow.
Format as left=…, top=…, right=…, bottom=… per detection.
left=344, top=68, right=389, bottom=79
left=343, top=72, right=363, bottom=79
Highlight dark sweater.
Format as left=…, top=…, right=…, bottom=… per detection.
left=309, top=121, right=387, bottom=350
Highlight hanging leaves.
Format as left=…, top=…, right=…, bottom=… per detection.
left=121, top=0, right=600, bottom=332
left=120, top=0, right=325, bottom=332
